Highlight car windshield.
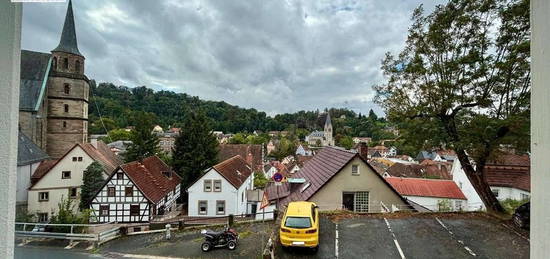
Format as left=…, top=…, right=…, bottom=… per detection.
left=285, top=217, right=311, bottom=229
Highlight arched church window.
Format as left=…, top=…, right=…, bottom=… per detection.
left=52, top=57, right=57, bottom=70
left=63, top=58, right=69, bottom=70
left=64, top=104, right=69, bottom=113
left=64, top=83, right=70, bottom=95
left=75, top=60, right=81, bottom=73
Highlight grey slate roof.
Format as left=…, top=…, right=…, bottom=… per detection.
left=324, top=112, right=332, bottom=127
left=17, top=131, right=49, bottom=166
left=51, top=0, right=82, bottom=56
left=19, top=50, right=51, bottom=111
left=308, top=131, right=324, bottom=137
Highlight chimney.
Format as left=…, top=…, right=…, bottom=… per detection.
left=90, top=137, right=98, bottom=148
left=358, top=142, right=368, bottom=160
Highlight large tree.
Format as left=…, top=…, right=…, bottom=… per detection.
left=79, top=162, right=105, bottom=210
left=124, top=112, right=161, bottom=162
left=172, top=110, right=219, bottom=193
left=374, top=0, right=530, bottom=212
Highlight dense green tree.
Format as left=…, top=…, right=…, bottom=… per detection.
left=124, top=112, right=161, bottom=162
left=99, top=128, right=132, bottom=144
left=374, top=0, right=530, bottom=212
left=79, top=162, right=105, bottom=210
left=253, top=172, right=269, bottom=189
left=270, top=138, right=297, bottom=160
left=172, top=111, right=219, bottom=195
left=338, top=136, right=355, bottom=150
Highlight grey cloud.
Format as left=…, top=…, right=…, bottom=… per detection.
left=21, top=0, right=443, bottom=116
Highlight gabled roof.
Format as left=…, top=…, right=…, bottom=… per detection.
left=19, top=50, right=51, bottom=111
left=386, top=162, right=451, bottom=180
left=218, top=144, right=263, bottom=172
left=212, top=155, right=254, bottom=189
left=52, top=0, right=82, bottom=56
left=386, top=177, right=466, bottom=200
left=17, top=131, right=49, bottom=166
left=308, top=131, right=324, bottom=137
left=120, top=156, right=182, bottom=204
left=30, top=160, right=57, bottom=185
left=484, top=153, right=530, bottom=191
left=280, top=147, right=411, bottom=207
left=30, top=141, right=122, bottom=187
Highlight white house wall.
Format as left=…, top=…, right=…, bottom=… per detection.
left=404, top=196, right=467, bottom=212
left=188, top=168, right=254, bottom=217
left=490, top=186, right=530, bottom=201
left=90, top=169, right=150, bottom=223
left=451, top=159, right=486, bottom=211
left=28, top=147, right=107, bottom=219
left=16, top=161, right=40, bottom=204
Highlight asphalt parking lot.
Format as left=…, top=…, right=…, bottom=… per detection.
left=276, top=213, right=529, bottom=259
left=99, top=221, right=274, bottom=258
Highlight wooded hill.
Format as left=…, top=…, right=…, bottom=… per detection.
left=88, top=81, right=396, bottom=141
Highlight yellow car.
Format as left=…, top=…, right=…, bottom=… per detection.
left=279, top=201, right=319, bottom=250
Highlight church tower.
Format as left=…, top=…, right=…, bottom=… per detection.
left=46, top=0, right=89, bottom=158
left=324, top=112, right=334, bottom=146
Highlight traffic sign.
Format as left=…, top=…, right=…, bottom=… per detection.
left=272, top=172, right=283, bottom=182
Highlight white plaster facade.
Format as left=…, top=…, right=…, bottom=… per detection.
left=451, top=159, right=486, bottom=211
left=404, top=195, right=467, bottom=212
left=187, top=168, right=254, bottom=217
left=16, top=162, right=41, bottom=205
left=490, top=186, right=530, bottom=201
left=27, top=146, right=109, bottom=221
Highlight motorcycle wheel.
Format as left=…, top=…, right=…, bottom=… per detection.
left=227, top=240, right=237, bottom=250
left=201, top=241, right=211, bottom=252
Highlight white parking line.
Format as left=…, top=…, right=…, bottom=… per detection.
left=435, top=217, right=477, bottom=257
left=335, top=223, right=339, bottom=259
left=384, top=218, right=406, bottom=259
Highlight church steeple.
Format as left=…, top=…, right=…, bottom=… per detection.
left=52, top=0, right=82, bottom=56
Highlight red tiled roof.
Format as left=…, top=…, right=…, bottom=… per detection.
left=483, top=153, right=530, bottom=191
left=30, top=159, right=57, bottom=185
left=218, top=144, right=263, bottom=172
left=386, top=163, right=452, bottom=180
left=121, top=156, right=182, bottom=204
left=213, top=155, right=254, bottom=188
left=386, top=177, right=466, bottom=200
left=296, top=155, right=313, bottom=166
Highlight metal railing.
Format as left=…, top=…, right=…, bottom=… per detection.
left=14, top=221, right=119, bottom=243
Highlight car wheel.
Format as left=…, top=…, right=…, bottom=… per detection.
left=227, top=240, right=237, bottom=250
left=513, top=215, right=525, bottom=228
left=311, top=245, right=319, bottom=253
left=201, top=242, right=211, bottom=252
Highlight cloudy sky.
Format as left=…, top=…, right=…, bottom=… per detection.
left=22, top=0, right=441, bottom=116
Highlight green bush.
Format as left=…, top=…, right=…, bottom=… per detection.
left=254, top=172, right=269, bottom=189
left=500, top=198, right=529, bottom=215
left=49, top=198, right=91, bottom=233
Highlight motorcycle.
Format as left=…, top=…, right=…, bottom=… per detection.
left=200, top=226, right=239, bottom=252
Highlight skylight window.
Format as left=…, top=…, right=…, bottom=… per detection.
left=301, top=182, right=311, bottom=193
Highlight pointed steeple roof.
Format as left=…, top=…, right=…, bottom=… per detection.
left=52, top=0, right=82, bottom=56
left=324, top=112, right=332, bottom=128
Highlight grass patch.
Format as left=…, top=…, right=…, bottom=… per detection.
left=192, top=236, right=204, bottom=243
left=239, top=230, right=253, bottom=239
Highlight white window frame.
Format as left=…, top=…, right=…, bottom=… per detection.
left=204, top=180, right=212, bottom=192
left=199, top=200, right=208, bottom=215
left=38, top=192, right=49, bottom=201
left=351, top=164, right=360, bottom=175
left=214, top=180, right=222, bottom=192
left=216, top=200, right=225, bottom=215
left=354, top=192, right=369, bottom=213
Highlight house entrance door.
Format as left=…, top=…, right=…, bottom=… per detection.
left=342, top=192, right=354, bottom=211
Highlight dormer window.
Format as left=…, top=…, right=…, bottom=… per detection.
left=64, top=83, right=70, bottom=94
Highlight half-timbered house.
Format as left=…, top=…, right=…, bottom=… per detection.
left=90, top=156, right=181, bottom=223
